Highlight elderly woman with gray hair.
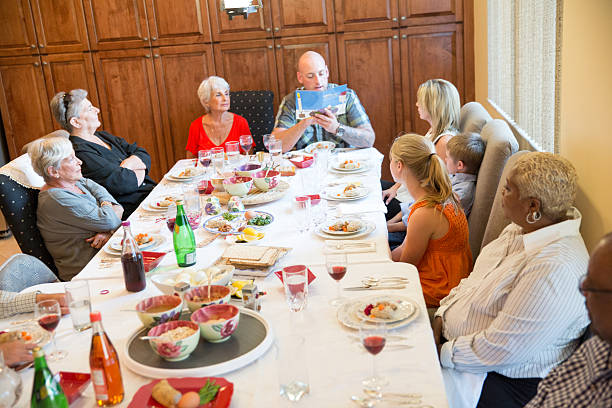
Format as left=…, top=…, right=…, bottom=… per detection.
left=185, top=76, right=252, bottom=157
left=432, top=152, right=590, bottom=408
left=50, top=89, right=155, bottom=218
left=29, top=136, right=122, bottom=281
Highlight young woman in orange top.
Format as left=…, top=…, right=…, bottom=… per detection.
left=389, top=133, right=472, bottom=308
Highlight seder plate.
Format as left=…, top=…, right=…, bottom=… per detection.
left=337, top=296, right=419, bottom=330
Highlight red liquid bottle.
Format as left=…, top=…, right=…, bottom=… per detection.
left=120, top=220, right=146, bottom=292
left=89, top=311, right=124, bottom=406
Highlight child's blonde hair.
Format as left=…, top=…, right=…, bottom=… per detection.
left=446, top=132, right=485, bottom=174
left=390, top=133, right=459, bottom=209
left=417, top=79, right=460, bottom=141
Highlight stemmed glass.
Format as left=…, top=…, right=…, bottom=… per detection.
left=325, top=252, right=347, bottom=306
left=281, top=265, right=308, bottom=313
left=239, top=135, right=253, bottom=156
left=35, top=300, right=66, bottom=361
left=359, top=322, right=388, bottom=391
left=262, top=134, right=275, bottom=151
left=197, top=149, right=212, bottom=176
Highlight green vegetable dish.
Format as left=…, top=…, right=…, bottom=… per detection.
left=248, top=215, right=272, bottom=226
left=199, top=379, right=220, bottom=404
left=222, top=212, right=239, bottom=221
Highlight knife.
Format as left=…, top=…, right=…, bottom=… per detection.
left=343, top=285, right=406, bottom=291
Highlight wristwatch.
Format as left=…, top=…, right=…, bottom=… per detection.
left=335, top=124, right=346, bottom=138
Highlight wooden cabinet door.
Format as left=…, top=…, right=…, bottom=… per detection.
left=208, top=0, right=273, bottom=42
left=83, top=0, right=151, bottom=50
left=400, top=24, right=464, bottom=136
left=153, top=44, right=215, bottom=165
left=214, top=40, right=279, bottom=108
left=270, top=0, right=334, bottom=37
left=337, top=30, right=402, bottom=180
left=93, top=49, right=166, bottom=179
left=0, top=0, right=38, bottom=57
left=41, top=53, right=99, bottom=127
left=335, top=0, right=399, bottom=32
left=30, top=0, right=90, bottom=54
left=146, top=0, right=212, bottom=47
left=274, top=34, right=338, bottom=100
left=399, top=0, right=462, bottom=26
left=0, top=56, right=53, bottom=157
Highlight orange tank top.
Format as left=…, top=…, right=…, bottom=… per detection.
left=406, top=200, right=472, bottom=307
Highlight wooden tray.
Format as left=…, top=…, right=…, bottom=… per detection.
left=213, top=180, right=290, bottom=206
left=122, top=309, right=274, bottom=379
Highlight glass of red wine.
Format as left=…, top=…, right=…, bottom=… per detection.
left=239, top=134, right=253, bottom=156
left=198, top=149, right=212, bottom=176
left=359, top=321, right=388, bottom=391
left=325, top=252, right=347, bottom=306
left=35, top=299, right=66, bottom=361
left=281, top=265, right=308, bottom=313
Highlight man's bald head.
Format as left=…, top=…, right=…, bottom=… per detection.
left=296, top=51, right=329, bottom=91
left=583, top=232, right=612, bottom=343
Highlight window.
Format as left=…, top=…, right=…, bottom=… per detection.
left=487, top=0, right=563, bottom=152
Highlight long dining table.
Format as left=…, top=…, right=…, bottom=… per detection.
left=10, top=147, right=449, bottom=407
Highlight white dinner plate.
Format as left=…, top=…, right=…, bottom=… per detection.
left=315, top=220, right=375, bottom=240
left=331, top=159, right=368, bottom=172
left=145, top=194, right=181, bottom=212
left=337, top=296, right=419, bottom=330
left=304, top=141, right=336, bottom=154
left=108, top=233, right=165, bottom=252
left=168, top=167, right=204, bottom=180
left=4, top=322, right=52, bottom=347
left=322, top=219, right=366, bottom=235
left=353, top=296, right=416, bottom=324
left=324, top=185, right=370, bottom=201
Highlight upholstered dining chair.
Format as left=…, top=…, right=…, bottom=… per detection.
left=459, top=101, right=493, bottom=135
left=0, top=254, right=58, bottom=292
left=0, top=153, right=59, bottom=278
left=467, top=119, right=519, bottom=259
left=229, top=90, right=275, bottom=152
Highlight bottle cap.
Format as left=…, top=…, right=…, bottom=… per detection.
left=90, top=311, right=102, bottom=322
left=175, top=199, right=184, bottom=205
left=122, top=221, right=130, bottom=227
left=32, top=346, right=43, bottom=358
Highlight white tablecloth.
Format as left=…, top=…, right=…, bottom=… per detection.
left=8, top=148, right=449, bottom=407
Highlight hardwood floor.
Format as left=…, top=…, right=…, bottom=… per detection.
left=0, top=234, right=21, bottom=265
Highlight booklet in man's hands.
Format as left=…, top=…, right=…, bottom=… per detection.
left=295, top=84, right=348, bottom=121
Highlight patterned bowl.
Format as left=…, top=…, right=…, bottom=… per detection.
left=252, top=170, right=280, bottom=192
left=191, top=304, right=240, bottom=343
left=184, top=285, right=231, bottom=312
left=147, top=320, right=199, bottom=362
left=135, top=295, right=182, bottom=328
left=222, top=176, right=253, bottom=197
left=235, top=163, right=262, bottom=178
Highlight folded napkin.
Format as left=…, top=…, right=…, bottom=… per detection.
left=324, top=239, right=376, bottom=254
left=338, top=202, right=387, bottom=215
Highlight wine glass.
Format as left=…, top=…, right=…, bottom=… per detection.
left=239, top=135, right=253, bottom=156
left=165, top=203, right=177, bottom=233
left=325, top=252, right=347, bottom=306
left=35, top=300, right=66, bottom=361
left=262, top=134, right=275, bottom=152
left=282, top=265, right=308, bottom=313
left=197, top=149, right=212, bottom=175
left=359, top=322, right=388, bottom=391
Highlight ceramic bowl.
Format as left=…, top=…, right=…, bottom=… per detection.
left=184, top=285, right=231, bottom=312
left=289, top=155, right=314, bottom=168
left=147, top=320, right=199, bottom=362
left=150, top=265, right=235, bottom=295
left=252, top=170, right=280, bottom=192
left=223, top=176, right=253, bottom=197
left=135, top=295, right=183, bottom=328
left=235, top=163, right=262, bottom=178
left=191, top=304, right=240, bottom=343
left=211, top=177, right=225, bottom=192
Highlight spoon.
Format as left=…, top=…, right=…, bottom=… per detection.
left=363, top=276, right=409, bottom=283
left=352, top=395, right=433, bottom=407
left=351, top=395, right=377, bottom=407
left=363, top=389, right=423, bottom=402
left=139, top=335, right=161, bottom=341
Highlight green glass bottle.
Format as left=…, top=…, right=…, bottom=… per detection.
left=173, top=199, right=196, bottom=267
left=30, top=347, right=68, bottom=408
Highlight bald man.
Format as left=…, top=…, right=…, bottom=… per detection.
left=525, top=232, right=612, bottom=408
left=272, top=51, right=375, bottom=152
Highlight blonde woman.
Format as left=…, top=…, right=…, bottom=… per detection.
left=390, top=134, right=472, bottom=309
left=383, top=79, right=461, bottom=213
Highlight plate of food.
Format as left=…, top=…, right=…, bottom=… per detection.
left=325, top=183, right=370, bottom=200
left=355, top=297, right=416, bottom=324
left=167, top=167, right=204, bottom=181
left=151, top=265, right=235, bottom=295
left=0, top=322, right=51, bottom=347
left=323, top=219, right=365, bottom=235
left=304, top=141, right=336, bottom=154
left=128, top=377, right=233, bottom=408
left=109, top=233, right=164, bottom=252
left=337, top=296, right=419, bottom=330
left=203, top=211, right=273, bottom=235
left=146, top=194, right=180, bottom=212
left=315, top=220, right=376, bottom=240
left=332, top=159, right=367, bottom=172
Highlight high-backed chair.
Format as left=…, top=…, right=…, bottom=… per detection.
left=479, top=151, right=529, bottom=250
left=467, top=119, right=518, bottom=259
left=229, top=90, right=275, bottom=152
left=0, top=154, right=59, bottom=278
left=459, top=101, right=493, bottom=135
left=0, top=254, right=58, bottom=291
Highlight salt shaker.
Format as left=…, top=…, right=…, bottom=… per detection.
left=242, top=283, right=258, bottom=311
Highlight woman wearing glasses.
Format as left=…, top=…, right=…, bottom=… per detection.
left=50, top=89, right=156, bottom=218
left=432, top=152, right=590, bottom=408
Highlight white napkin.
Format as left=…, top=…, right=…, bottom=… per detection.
left=324, top=239, right=376, bottom=254
left=441, top=368, right=486, bottom=408
left=337, top=202, right=387, bottom=215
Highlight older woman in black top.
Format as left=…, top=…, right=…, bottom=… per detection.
left=50, top=89, right=156, bottom=218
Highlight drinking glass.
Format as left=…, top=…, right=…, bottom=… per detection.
left=262, top=134, right=275, bottom=151
left=197, top=149, right=212, bottom=175
left=165, top=203, right=177, bottom=233
left=299, top=167, right=318, bottom=195
left=182, top=184, right=202, bottom=230
left=269, top=139, right=283, bottom=165
left=239, top=134, right=253, bottom=155
left=211, top=146, right=225, bottom=175
left=277, top=335, right=310, bottom=402
left=293, top=196, right=312, bottom=234
left=359, top=322, right=388, bottom=391
left=225, top=141, right=240, bottom=167
left=35, top=300, right=66, bottom=360
left=325, top=252, right=347, bottom=307
left=282, top=265, right=308, bottom=312
left=64, top=280, right=91, bottom=331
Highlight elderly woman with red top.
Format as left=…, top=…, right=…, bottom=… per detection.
left=185, top=76, right=252, bottom=157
